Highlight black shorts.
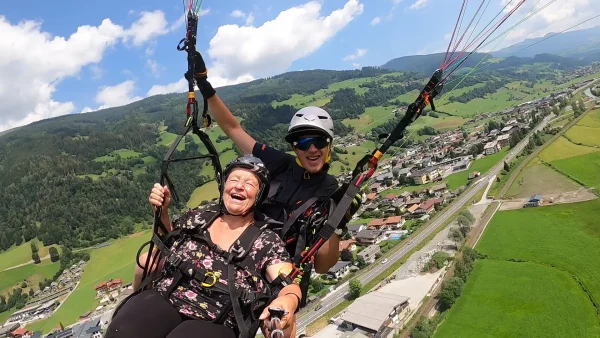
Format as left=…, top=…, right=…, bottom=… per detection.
left=105, top=289, right=236, bottom=338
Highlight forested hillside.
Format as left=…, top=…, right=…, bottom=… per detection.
left=0, top=51, right=596, bottom=252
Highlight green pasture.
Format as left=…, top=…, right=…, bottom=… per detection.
left=434, top=260, right=600, bottom=338
left=26, top=231, right=151, bottom=334
left=477, top=200, right=600, bottom=312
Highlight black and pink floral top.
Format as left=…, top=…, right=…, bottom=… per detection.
left=154, top=208, right=290, bottom=332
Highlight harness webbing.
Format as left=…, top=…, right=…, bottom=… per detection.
left=139, top=7, right=222, bottom=286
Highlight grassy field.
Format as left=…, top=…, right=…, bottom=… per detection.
left=565, top=125, right=600, bottom=147
left=434, top=260, right=600, bottom=338
left=445, top=148, right=509, bottom=190
left=551, top=152, right=600, bottom=191
left=26, top=231, right=151, bottom=333
left=0, top=240, right=59, bottom=271
left=538, top=136, right=599, bottom=162
left=505, top=160, right=581, bottom=198
left=538, top=108, right=600, bottom=192
left=435, top=200, right=600, bottom=338
left=478, top=200, right=600, bottom=312
left=94, top=149, right=142, bottom=162
left=0, top=260, right=61, bottom=297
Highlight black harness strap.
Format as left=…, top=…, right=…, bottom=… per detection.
left=226, top=224, right=265, bottom=338
left=281, top=196, right=319, bottom=239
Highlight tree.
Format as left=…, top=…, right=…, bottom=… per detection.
left=448, top=227, right=464, bottom=247
left=340, top=249, right=353, bottom=262
left=503, top=161, right=510, bottom=172
left=349, top=279, right=362, bottom=299
left=439, top=277, right=464, bottom=310
left=21, top=282, right=27, bottom=289
left=462, top=247, right=478, bottom=263
left=310, top=278, right=324, bottom=292
left=357, top=255, right=367, bottom=268
left=32, top=252, right=41, bottom=264
left=459, top=210, right=475, bottom=224
left=456, top=215, right=471, bottom=228
left=578, top=98, right=586, bottom=112
left=49, top=247, right=60, bottom=262
left=28, top=288, right=34, bottom=297
left=454, top=259, right=472, bottom=283
left=30, top=241, right=38, bottom=254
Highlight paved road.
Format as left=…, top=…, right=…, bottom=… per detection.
left=296, top=114, right=553, bottom=335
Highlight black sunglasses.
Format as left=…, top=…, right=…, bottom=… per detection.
left=293, top=137, right=330, bottom=151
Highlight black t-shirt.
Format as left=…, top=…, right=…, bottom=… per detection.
left=252, top=142, right=339, bottom=237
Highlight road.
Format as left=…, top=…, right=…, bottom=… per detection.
left=296, top=114, right=553, bottom=335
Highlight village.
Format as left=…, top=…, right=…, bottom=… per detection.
left=299, top=76, right=596, bottom=338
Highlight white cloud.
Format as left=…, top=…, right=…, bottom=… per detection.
left=145, top=46, right=154, bottom=56
left=409, top=0, right=429, bottom=10
left=246, top=13, right=255, bottom=26
left=123, top=10, right=169, bottom=46
left=231, top=10, right=247, bottom=18
left=207, top=0, right=364, bottom=81
left=343, top=48, right=367, bottom=61
left=352, top=63, right=361, bottom=68
left=230, top=10, right=255, bottom=26
left=96, top=80, right=143, bottom=110
left=0, top=16, right=125, bottom=131
left=90, top=64, right=103, bottom=80
left=146, top=59, right=162, bottom=76
left=371, top=17, right=381, bottom=26
left=493, top=0, right=599, bottom=50
left=147, top=78, right=188, bottom=96
left=0, top=11, right=170, bottom=131
left=80, top=106, right=93, bottom=114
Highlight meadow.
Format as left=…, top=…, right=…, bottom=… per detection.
left=26, top=231, right=151, bottom=334
left=0, top=240, right=59, bottom=272
left=434, top=200, right=600, bottom=338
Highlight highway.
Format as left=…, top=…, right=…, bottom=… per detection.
left=295, top=114, right=553, bottom=335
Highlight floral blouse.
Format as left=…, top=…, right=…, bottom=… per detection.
left=154, top=208, right=290, bottom=332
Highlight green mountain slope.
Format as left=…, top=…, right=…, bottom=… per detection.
left=0, top=52, right=595, bottom=253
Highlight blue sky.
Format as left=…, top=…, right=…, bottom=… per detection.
left=0, top=0, right=597, bottom=131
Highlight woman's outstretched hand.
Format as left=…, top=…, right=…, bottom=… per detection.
left=259, top=294, right=298, bottom=337
left=149, top=183, right=171, bottom=212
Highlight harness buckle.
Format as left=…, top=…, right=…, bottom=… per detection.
left=166, top=253, right=183, bottom=268
left=201, top=271, right=217, bottom=288
left=230, top=243, right=246, bottom=260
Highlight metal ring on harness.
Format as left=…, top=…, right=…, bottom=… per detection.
left=201, top=271, right=218, bottom=288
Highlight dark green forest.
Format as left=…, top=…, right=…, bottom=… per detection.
left=0, top=52, right=594, bottom=252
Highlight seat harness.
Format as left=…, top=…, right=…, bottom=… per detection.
left=137, top=206, right=294, bottom=338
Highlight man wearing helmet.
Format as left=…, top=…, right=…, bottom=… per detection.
left=188, top=52, right=352, bottom=277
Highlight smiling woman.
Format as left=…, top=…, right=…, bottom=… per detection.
left=116, top=154, right=302, bottom=338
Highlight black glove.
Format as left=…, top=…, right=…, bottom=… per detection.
left=184, top=51, right=215, bottom=99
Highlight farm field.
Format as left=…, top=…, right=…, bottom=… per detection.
left=434, top=200, right=600, bottom=338
left=434, top=260, right=600, bottom=338
left=550, top=152, right=600, bottom=192
left=538, top=136, right=599, bottom=162
left=538, top=108, right=600, bottom=192
left=445, top=148, right=509, bottom=190
left=0, top=240, right=59, bottom=272
left=0, top=260, right=61, bottom=297
left=564, top=125, right=600, bottom=147
left=26, top=231, right=151, bottom=334
left=505, top=159, right=581, bottom=198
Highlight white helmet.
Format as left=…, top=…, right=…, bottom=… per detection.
left=285, top=106, right=335, bottom=143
